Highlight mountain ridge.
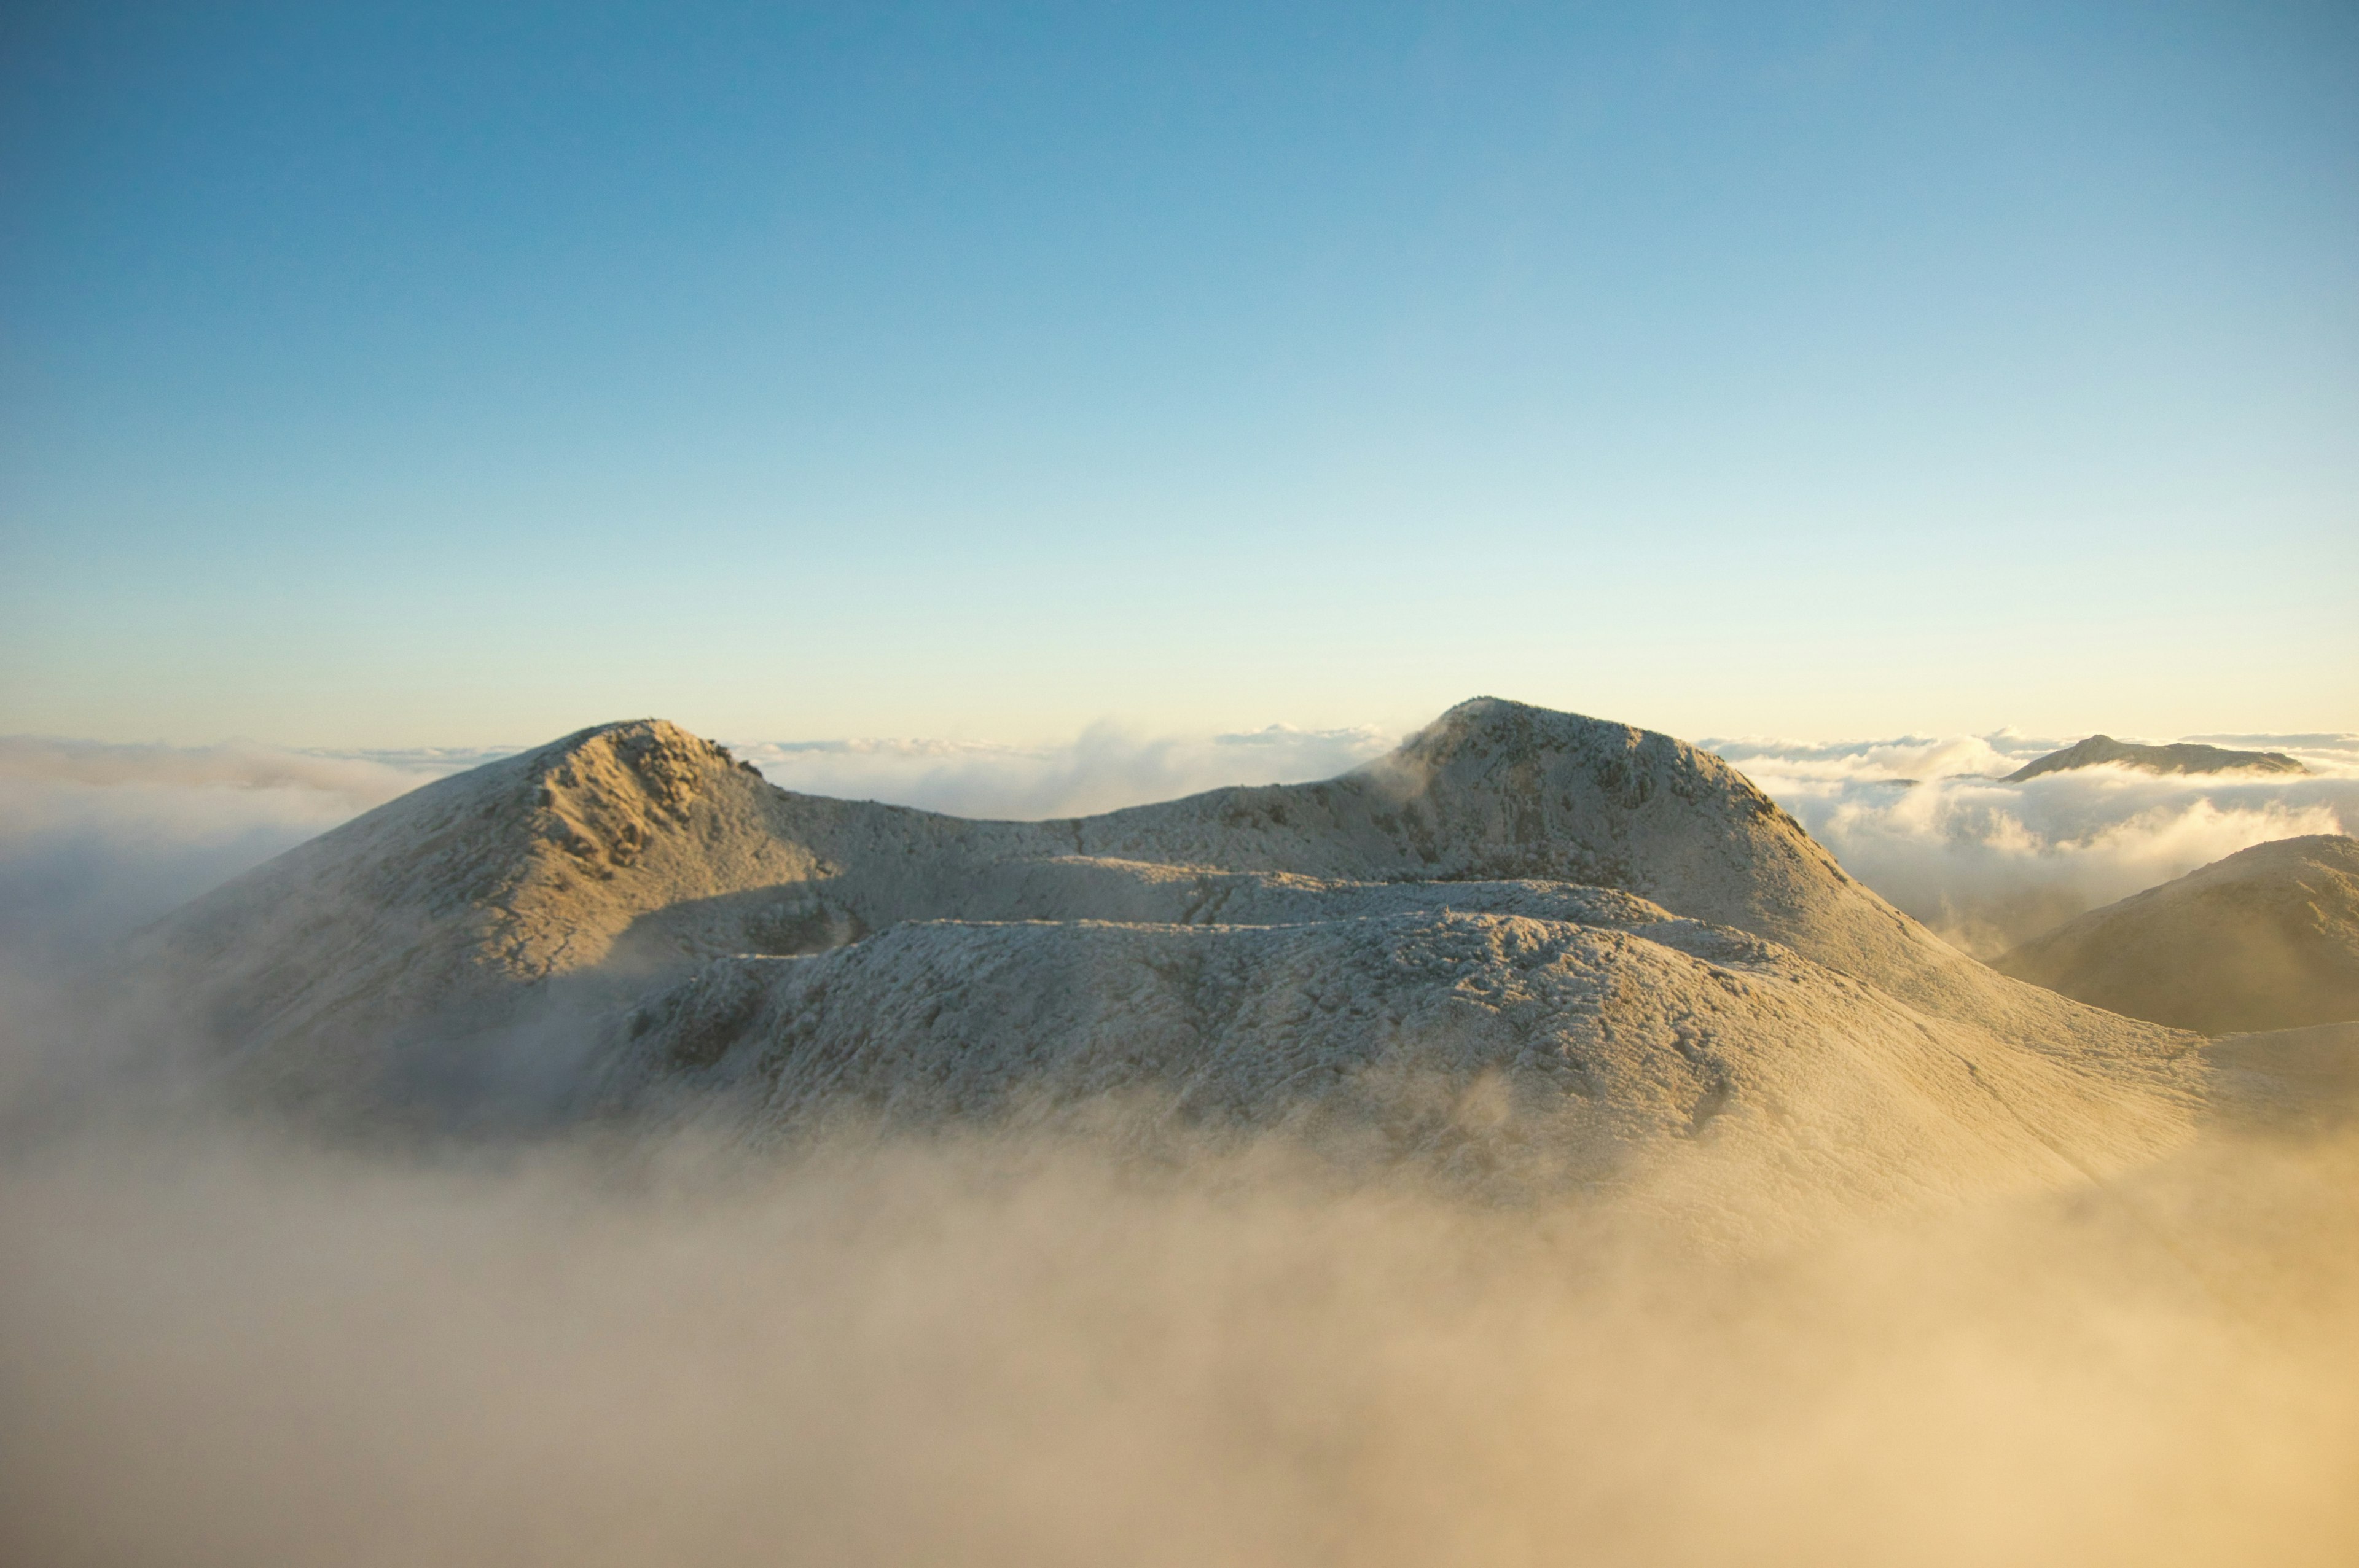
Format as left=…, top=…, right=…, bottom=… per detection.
left=143, top=698, right=2078, bottom=1050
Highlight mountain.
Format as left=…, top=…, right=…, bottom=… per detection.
left=141, top=700, right=2151, bottom=1052
left=2003, top=735, right=2307, bottom=782
left=1994, top=835, right=2359, bottom=1034
left=134, top=698, right=2207, bottom=1204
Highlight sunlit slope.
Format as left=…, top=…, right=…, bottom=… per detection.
left=1997, top=836, right=2359, bottom=1034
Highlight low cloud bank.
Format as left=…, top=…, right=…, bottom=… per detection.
left=0, top=736, right=505, bottom=799
left=1710, top=731, right=2359, bottom=956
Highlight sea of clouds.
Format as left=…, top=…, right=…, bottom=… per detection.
left=6, top=1093, right=2353, bottom=1568
left=1704, top=730, right=2359, bottom=955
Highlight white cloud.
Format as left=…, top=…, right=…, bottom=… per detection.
left=1710, top=731, right=2359, bottom=955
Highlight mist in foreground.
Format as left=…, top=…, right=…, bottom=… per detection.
left=2, top=1090, right=2355, bottom=1568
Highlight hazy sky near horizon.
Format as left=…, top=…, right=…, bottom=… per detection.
left=3, top=2, right=2353, bottom=748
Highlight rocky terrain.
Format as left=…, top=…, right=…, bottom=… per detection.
left=135, top=698, right=2214, bottom=1208
left=2004, top=734, right=2309, bottom=782
left=1996, top=835, right=2359, bottom=1034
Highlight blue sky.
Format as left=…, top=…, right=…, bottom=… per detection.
left=3, top=1, right=2353, bottom=746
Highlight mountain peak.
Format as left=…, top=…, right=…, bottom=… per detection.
left=2005, top=733, right=2307, bottom=782
left=1371, top=696, right=1791, bottom=837
left=521, top=719, right=753, bottom=860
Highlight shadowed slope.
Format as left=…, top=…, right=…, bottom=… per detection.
left=1997, top=836, right=2359, bottom=1034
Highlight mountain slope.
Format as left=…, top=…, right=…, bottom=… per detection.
left=1995, top=835, right=2359, bottom=1034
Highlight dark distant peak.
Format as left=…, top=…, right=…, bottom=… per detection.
left=2004, top=733, right=2309, bottom=782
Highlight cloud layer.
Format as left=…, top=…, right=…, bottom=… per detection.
left=1708, top=731, right=2359, bottom=955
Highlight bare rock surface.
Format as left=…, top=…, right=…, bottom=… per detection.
left=2003, top=733, right=2308, bottom=782
left=1995, top=835, right=2359, bottom=1034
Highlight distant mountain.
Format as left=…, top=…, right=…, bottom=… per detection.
left=135, top=698, right=2207, bottom=1209
left=1994, top=835, right=2359, bottom=1034
left=2003, top=734, right=2307, bottom=782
